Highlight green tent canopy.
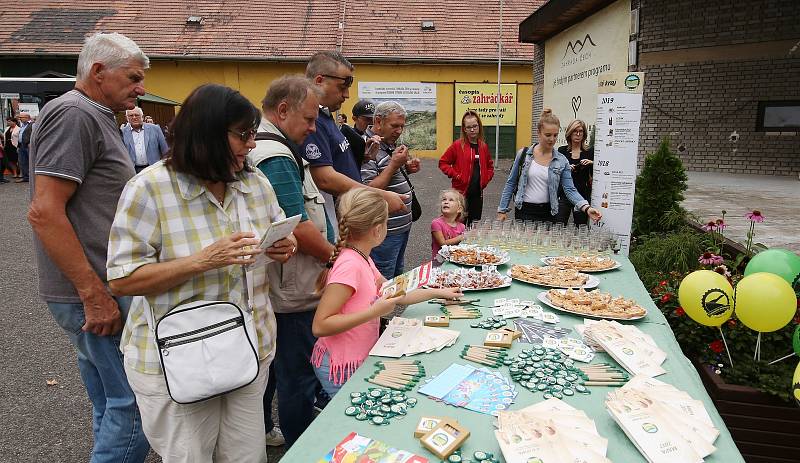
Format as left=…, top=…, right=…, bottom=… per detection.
left=137, top=93, right=179, bottom=106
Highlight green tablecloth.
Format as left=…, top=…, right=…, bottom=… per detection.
left=282, top=253, right=745, bottom=462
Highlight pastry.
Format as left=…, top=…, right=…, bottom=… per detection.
left=547, top=288, right=646, bottom=319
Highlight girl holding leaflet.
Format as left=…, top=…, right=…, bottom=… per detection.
left=311, top=189, right=462, bottom=396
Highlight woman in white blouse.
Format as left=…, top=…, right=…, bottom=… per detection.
left=497, top=108, right=601, bottom=223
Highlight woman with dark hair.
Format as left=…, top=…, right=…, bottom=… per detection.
left=556, top=119, right=594, bottom=226
left=4, top=118, right=20, bottom=178
left=438, top=110, right=495, bottom=225
left=107, top=84, right=297, bottom=462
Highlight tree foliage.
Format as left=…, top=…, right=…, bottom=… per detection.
left=633, top=137, right=688, bottom=236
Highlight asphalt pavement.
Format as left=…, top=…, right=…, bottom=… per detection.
left=1, top=158, right=796, bottom=461
left=0, top=158, right=508, bottom=462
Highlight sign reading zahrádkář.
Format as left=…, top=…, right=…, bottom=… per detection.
left=454, top=83, right=517, bottom=126
left=591, top=72, right=644, bottom=256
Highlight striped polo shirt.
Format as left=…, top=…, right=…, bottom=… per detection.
left=360, top=128, right=413, bottom=235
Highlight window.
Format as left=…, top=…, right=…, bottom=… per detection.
left=756, top=101, right=800, bottom=131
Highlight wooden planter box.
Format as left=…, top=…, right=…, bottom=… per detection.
left=694, top=361, right=800, bottom=463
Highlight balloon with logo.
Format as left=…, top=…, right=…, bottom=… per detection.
left=793, top=361, right=800, bottom=406
left=735, top=272, right=796, bottom=332
left=744, top=248, right=800, bottom=294
left=677, top=270, right=734, bottom=327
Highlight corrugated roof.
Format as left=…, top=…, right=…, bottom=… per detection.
left=0, top=1, right=542, bottom=63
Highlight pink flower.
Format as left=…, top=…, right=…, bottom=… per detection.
left=715, top=219, right=727, bottom=230
left=745, top=210, right=765, bottom=223
left=713, top=265, right=731, bottom=277
left=701, top=221, right=717, bottom=232
left=699, top=252, right=724, bottom=265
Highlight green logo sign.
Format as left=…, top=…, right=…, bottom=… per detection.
left=624, top=74, right=641, bottom=89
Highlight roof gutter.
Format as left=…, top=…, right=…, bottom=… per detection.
left=0, top=53, right=532, bottom=66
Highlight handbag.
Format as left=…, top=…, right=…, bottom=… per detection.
left=142, top=193, right=260, bottom=404
left=399, top=167, right=422, bottom=222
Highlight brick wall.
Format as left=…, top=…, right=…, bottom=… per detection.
left=636, top=0, right=800, bottom=176
left=638, top=58, right=800, bottom=175
left=639, top=0, right=800, bottom=53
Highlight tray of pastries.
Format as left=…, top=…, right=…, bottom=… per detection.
left=426, top=266, right=512, bottom=291
left=541, top=253, right=620, bottom=272
left=538, top=288, right=647, bottom=320
left=438, top=244, right=511, bottom=266
left=508, top=265, right=599, bottom=289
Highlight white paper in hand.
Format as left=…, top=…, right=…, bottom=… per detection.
left=249, top=214, right=302, bottom=267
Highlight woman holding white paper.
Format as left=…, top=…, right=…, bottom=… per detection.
left=107, top=84, right=296, bottom=463
left=311, top=188, right=461, bottom=397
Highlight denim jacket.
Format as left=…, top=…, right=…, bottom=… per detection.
left=497, top=144, right=589, bottom=216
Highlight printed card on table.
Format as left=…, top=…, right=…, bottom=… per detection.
left=318, top=431, right=428, bottom=463
left=380, top=261, right=433, bottom=298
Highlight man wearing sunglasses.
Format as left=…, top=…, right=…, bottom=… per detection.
left=302, top=51, right=406, bottom=236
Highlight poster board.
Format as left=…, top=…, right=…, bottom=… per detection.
left=543, top=0, right=631, bottom=145
left=358, top=82, right=437, bottom=150
left=454, top=83, right=517, bottom=126
left=591, top=72, right=644, bottom=256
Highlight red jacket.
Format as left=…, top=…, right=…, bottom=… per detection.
left=438, top=139, right=495, bottom=195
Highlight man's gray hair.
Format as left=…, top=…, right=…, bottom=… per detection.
left=76, top=32, right=150, bottom=80
left=125, top=106, right=144, bottom=116
left=262, top=75, right=323, bottom=112
left=305, top=51, right=353, bottom=79
left=374, top=101, right=407, bottom=119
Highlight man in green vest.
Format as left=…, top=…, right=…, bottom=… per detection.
left=248, top=74, right=336, bottom=448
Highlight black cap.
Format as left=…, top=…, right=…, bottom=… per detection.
left=352, top=100, right=375, bottom=118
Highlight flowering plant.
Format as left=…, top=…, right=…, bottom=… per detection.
left=652, top=271, right=799, bottom=403
left=744, top=210, right=765, bottom=256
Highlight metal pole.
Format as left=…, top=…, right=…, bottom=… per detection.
left=495, top=0, right=503, bottom=165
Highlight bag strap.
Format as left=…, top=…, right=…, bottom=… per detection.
left=510, top=146, right=531, bottom=200
left=255, top=132, right=305, bottom=182
left=141, top=189, right=256, bottom=333
left=387, top=146, right=415, bottom=192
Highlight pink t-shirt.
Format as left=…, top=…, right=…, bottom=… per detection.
left=311, top=248, right=383, bottom=384
left=431, top=216, right=466, bottom=260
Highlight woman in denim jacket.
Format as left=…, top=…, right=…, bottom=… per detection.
left=497, top=109, right=602, bottom=223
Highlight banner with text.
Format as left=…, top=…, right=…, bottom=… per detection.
left=591, top=72, right=644, bottom=256
left=454, top=83, right=517, bottom=126
left=358, top=82, right=437, bottom=150
left=543, top=0, right=630, bottom=145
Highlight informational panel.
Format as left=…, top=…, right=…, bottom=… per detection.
left=591, top=72, right=644, bottom=256
left=358, top=82, right=437, bottom=150
left=543, top=0, right=630, bottom=145
left=454, top=83, right=517, bottom=126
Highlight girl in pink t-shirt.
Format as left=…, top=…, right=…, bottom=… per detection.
left=431, top=189, right=467, bottom=261
left=311, top=189, right=462, bottom=397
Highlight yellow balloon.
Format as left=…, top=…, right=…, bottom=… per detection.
left=735, top=272, right=796, bottom=332
left=678, top=270, right=734, bottom=327
left=794, top=362, right=800, bottom=406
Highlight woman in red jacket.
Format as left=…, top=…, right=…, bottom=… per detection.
left=439, top=111, right=495, bottom=225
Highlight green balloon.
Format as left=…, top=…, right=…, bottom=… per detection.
left=745, top=249, right=800, bottom=292
left=794, top=325, right=800, bottom=356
